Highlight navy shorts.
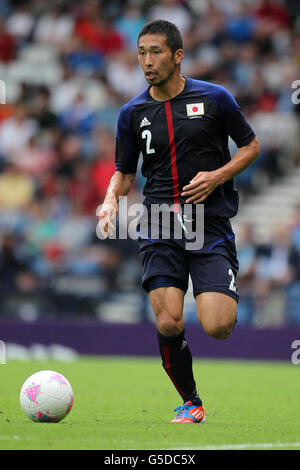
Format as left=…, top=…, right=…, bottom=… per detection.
left=137, top=215, right=239, bottom=303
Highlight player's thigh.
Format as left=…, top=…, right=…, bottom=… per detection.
left=139, top=239, right=189, bottom=292
left=188, top=251, right=239, bottom=338
left=196, top=291, right=237, bottom=339
left=139, top=239, right=188, bottom=335
left=149, top=285, right=185, bottom=335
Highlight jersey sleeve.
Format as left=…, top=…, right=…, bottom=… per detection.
left=215, top=86, right=256, bottom=148
left=115, top=104, right=140, bottom=174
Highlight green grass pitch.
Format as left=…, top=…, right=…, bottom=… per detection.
left=0, top=356, right=299, bottom=450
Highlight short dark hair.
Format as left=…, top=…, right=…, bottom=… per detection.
left=138, top=20, right=183, bottom=55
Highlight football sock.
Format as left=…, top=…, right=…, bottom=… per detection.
left=157, top=329, right=202, bottom=406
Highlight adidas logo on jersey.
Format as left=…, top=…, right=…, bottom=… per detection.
left=140, top=117, right=151, bottom=128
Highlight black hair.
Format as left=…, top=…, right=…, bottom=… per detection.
left=138, top=20, right=183, bottom=55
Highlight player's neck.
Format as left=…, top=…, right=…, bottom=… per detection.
left=150, top=74, right=185, bottom=102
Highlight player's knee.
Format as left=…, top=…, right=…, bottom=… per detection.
left=203, top=320, right=236, bottom=340
left=156, top=313, right=182, bottom=336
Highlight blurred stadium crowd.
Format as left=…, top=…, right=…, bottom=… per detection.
left=0, top=0, right=300, bottom=325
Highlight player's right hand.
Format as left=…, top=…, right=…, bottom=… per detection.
left=97, top=200, right=118, bottom=239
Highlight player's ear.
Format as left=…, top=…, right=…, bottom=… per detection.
left=174, top=49, right=184, bottom=65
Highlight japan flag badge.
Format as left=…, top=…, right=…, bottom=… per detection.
left=186, top=103, right=204, bottom=117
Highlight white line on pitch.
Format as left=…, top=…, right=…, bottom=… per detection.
left=174, top=442, right=300, bottom=450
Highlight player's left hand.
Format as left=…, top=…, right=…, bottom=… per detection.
left=181, top=171, right=221, bottom=204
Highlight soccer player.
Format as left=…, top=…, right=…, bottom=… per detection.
left=97, top=20, right=260, bottom=423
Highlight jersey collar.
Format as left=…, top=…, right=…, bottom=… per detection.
left=147, top=76, right=190, bottom=103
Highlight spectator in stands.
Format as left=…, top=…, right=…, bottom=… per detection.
left=55, top=133, right=82, bottom=178
left=73, top=0, right=102, bottom=49
left=75, top=6, right=123, bottom=56
left=0, top=232, right=31, bottom=290
left=5, top=2, right=34, bottom=46
left=254, top=0, right=291, bottom=30
left=225, top=3, right=257, bottom=44
left=231, top=42, right=258, bottom=90
left=68, top=160, right=99, bottom=215
left=65, top=36, right=105, bottom=77
left=0, top=162, right=35, bottom=210
left=10, top=135, right=57, bottom=178
left=95, top=85, right=122, bottom=133
left=286, top=225, right=300, bottom=324
left=255, top=226, right=295, bottom=286
left=57, top=198, right=95, bottom=251
left=24, top=198, right=61, bottom=272
left=30, top=86, right=58, bottom=130
left=114, top=3, right=146, bottom=50
left=253, top=225, right=296, bottom=325
left=0, top=101, right=38, bottom=161
left=58, top=92, right=97, bottom=135
left=91, top=128, right=116, bottom=202
left=0, top=16, right=15, bottom=62
left=148, top=0, right=193, bottom=36
left=50, top=63, right=83, bottom=114
left=34, top=2, right=74, bottom=46
left=236, top=223, right=258, bottom=324
left=105, top=50, right=146, bottom=100
left=290, top=204, right=300, bottom=251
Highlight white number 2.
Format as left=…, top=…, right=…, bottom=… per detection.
left=142, top=130, right=155, bottom=155
left=228, top=268, right=237, bottom=292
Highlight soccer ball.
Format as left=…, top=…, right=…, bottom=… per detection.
left=20, top=370, right=74, bottom=423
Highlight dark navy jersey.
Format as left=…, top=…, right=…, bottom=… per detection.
left=115, top=77, right=256, bottom=218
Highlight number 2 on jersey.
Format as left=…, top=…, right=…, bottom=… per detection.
left=228, top=268, right=237, bottom=292
left=142, top=130, right=155, bottom=155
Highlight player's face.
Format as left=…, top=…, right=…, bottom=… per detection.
left=138, top=34, right=183, bottom=87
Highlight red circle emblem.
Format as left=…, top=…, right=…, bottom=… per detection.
left=192, top=106, right=198, bottom=112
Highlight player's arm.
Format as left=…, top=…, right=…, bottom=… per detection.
left=182, top=136, right=260, bottom=204
left=97, top=171, right=136, bottom=237
left=97, top=102, right=139, bottom=237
